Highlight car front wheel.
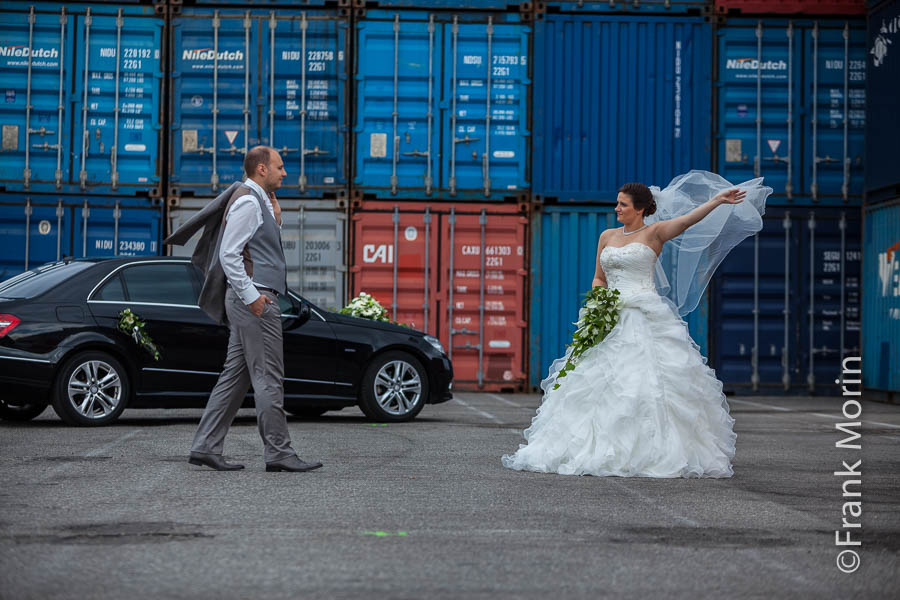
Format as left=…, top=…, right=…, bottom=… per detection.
left=358, top=351, right=428, bottom=422
left=52, top=351, right=130, bottom=426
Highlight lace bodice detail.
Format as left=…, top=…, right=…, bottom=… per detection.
left=600, top=243, right=659, bottom=297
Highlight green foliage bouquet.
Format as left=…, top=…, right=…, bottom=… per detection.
left=118, top=308, right=160, bottom=361
left=552, top=287, right=622, bottom=390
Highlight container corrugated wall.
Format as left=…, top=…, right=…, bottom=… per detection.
left=529, top=205, right=709, bottom=388
left=865, top=0, right=900, bottom=204
left=168, top=7, right=349, bottom=199
left=711, top=207, right=861, bottom=394
left=353, top=11, right=531, bottom=201
left=532, top=14, right=712, bottom=202
left=0, top=196, right=162, bottom=281
left=862, top=199, right=900, bottom=393
left=714, top=1, right=865, bottom=15
left=349, top=200, right=529, bottom=391
left=716, top=18, right=866, bottom=205
left=543, top=2, right=711, bottom=13
left=167, top=198, right=348, bottom=310
left=0, top=2, right=164, bottom=196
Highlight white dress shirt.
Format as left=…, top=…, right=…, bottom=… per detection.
left=219, top=178, right=280, bottom=305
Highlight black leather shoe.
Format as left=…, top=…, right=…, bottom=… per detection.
left=265, top=456, right=323, bottom=472
left=188, top=452, right=245, bottom=471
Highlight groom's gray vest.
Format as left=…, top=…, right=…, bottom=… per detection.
left=222, top=184, right=287, bottom=296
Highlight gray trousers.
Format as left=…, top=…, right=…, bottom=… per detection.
left=191, top=287, right=296, bottom=463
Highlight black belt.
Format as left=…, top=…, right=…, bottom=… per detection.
left=256, top=286, right=280, bottom=297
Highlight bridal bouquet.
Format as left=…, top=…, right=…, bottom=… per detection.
left=117, top=308, right=160, bottom=361
left=338, top=292, right=392, bottom=323
left=552, top=287, right=622, bottom=390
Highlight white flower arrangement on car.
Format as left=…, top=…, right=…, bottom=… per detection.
left=338, top=292, right=410, bottom=328
left=552, top=286, right=622, bottom=390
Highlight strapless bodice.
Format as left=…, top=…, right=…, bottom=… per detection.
left=599, top=243, right=659, bottom=297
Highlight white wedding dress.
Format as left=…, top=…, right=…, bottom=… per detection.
left=502, top=242, right=736, bottom=478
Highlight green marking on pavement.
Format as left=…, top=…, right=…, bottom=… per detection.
left=362, top=531, right=408, bottom=537
left=368, top=423, right=389, bottom=427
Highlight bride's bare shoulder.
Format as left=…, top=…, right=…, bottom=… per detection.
left=596, top=228, right=615, bottom=249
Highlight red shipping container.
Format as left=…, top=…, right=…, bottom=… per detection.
left=715, top=1, right=865, bottom=14
left=350, top=201, right=529, bottom=392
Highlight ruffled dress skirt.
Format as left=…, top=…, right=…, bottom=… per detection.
left=502, top=291, right=736, bottom=478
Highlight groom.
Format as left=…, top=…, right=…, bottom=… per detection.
left=165, top=146, right=322, bottom=473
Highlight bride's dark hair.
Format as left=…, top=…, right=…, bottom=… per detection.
left=618, top=182, right=656, bottom=217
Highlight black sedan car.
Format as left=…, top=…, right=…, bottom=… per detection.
left=0, top=257, right=452, bottom=426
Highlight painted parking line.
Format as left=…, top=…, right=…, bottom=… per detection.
left=487, top=393, right=527, bottom=409
left=728, top=398, right=900, bottom=430
left=38, top=429, right=143, bottom=483
left=453, top=396, right=503, bottom=424
left=85, top=429, right=142, bottom=457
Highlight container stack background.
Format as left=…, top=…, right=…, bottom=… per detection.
left=1, top=0, right=895, bottom=398
left=863, top=0, right=900, bottom=400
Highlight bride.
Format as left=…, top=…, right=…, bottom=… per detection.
left=502, top=171, right=771, bottom=478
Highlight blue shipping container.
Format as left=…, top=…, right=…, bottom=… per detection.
left=529, top=205, right=708, bottom=388
left=0, top=196, right=161, bottom=281
left=169, top=8, right=349, bottom=198
left=532, top=14, right=712, bottom=202
left=0, top=2, right=164, bottom=196
left=862, top=199, right=900, bottom=392
left=712, top=207, right=861, bottom=394
left=717, top=18, right=866, bottom=205
left=541, top=1, right=711, bottom=13
left=865, top=0, right=900, bottom=202
left=354, top=10, right=530, bottom=200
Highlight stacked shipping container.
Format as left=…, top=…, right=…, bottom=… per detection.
left=862, top=0, right=900, bottom=398
left=0, top=0, right=891, bottom=395
left=348, top=4, right=533, bottom=390
left=0, top=2, right=166, bottom=281
left=528, top=5, right=714, bottom=387
left=710, top=10, right=868, bottom=395
left=164, top=2, right=353, bottom=326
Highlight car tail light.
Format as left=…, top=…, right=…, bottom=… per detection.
left=0, top=314, right=20, bottom=337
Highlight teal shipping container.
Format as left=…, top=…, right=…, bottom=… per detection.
left=529, top=205, right=708, bottom=388
left=862, top=200, right=900, bottom=394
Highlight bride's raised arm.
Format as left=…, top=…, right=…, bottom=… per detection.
left=652, top=188, right=747, bottom=244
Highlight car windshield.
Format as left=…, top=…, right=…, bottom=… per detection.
left=0, top=261, right=95, bottom=299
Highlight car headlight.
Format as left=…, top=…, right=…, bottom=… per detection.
left=423, top=335, right=444, bottom=354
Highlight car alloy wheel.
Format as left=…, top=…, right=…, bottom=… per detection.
left=53, top=351, right=130, bottom=426
left=373, top=359, right=422, bottom=417
left=359, top=351, right=429, bottom=422
left=67, top=359, right=123, bottom=419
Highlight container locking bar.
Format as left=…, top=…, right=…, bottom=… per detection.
left=23, top=6, right=35, bottom=188
left=449, top=16, right=459, bottom=196
left=54, top=7, right=66, bottom=189
left=483, top=18, right=493, bottom=197
left=390, top=14, right=400, bottom=195
left=110, top=9, right=123, bottom=190
left=80, top=8, right=92, bottom=189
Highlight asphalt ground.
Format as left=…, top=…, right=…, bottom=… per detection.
left=1, top=392, right=898, bottom=599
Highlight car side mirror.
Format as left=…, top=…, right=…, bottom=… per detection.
left=298, top=301, right=311, bottom=325
left=282, top=296, right=311, bottom=331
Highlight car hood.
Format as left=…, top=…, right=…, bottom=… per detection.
left=328, top=313, right=424, bottom=336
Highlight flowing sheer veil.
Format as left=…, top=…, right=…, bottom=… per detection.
left=644, top=170, right=772, bottom=316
